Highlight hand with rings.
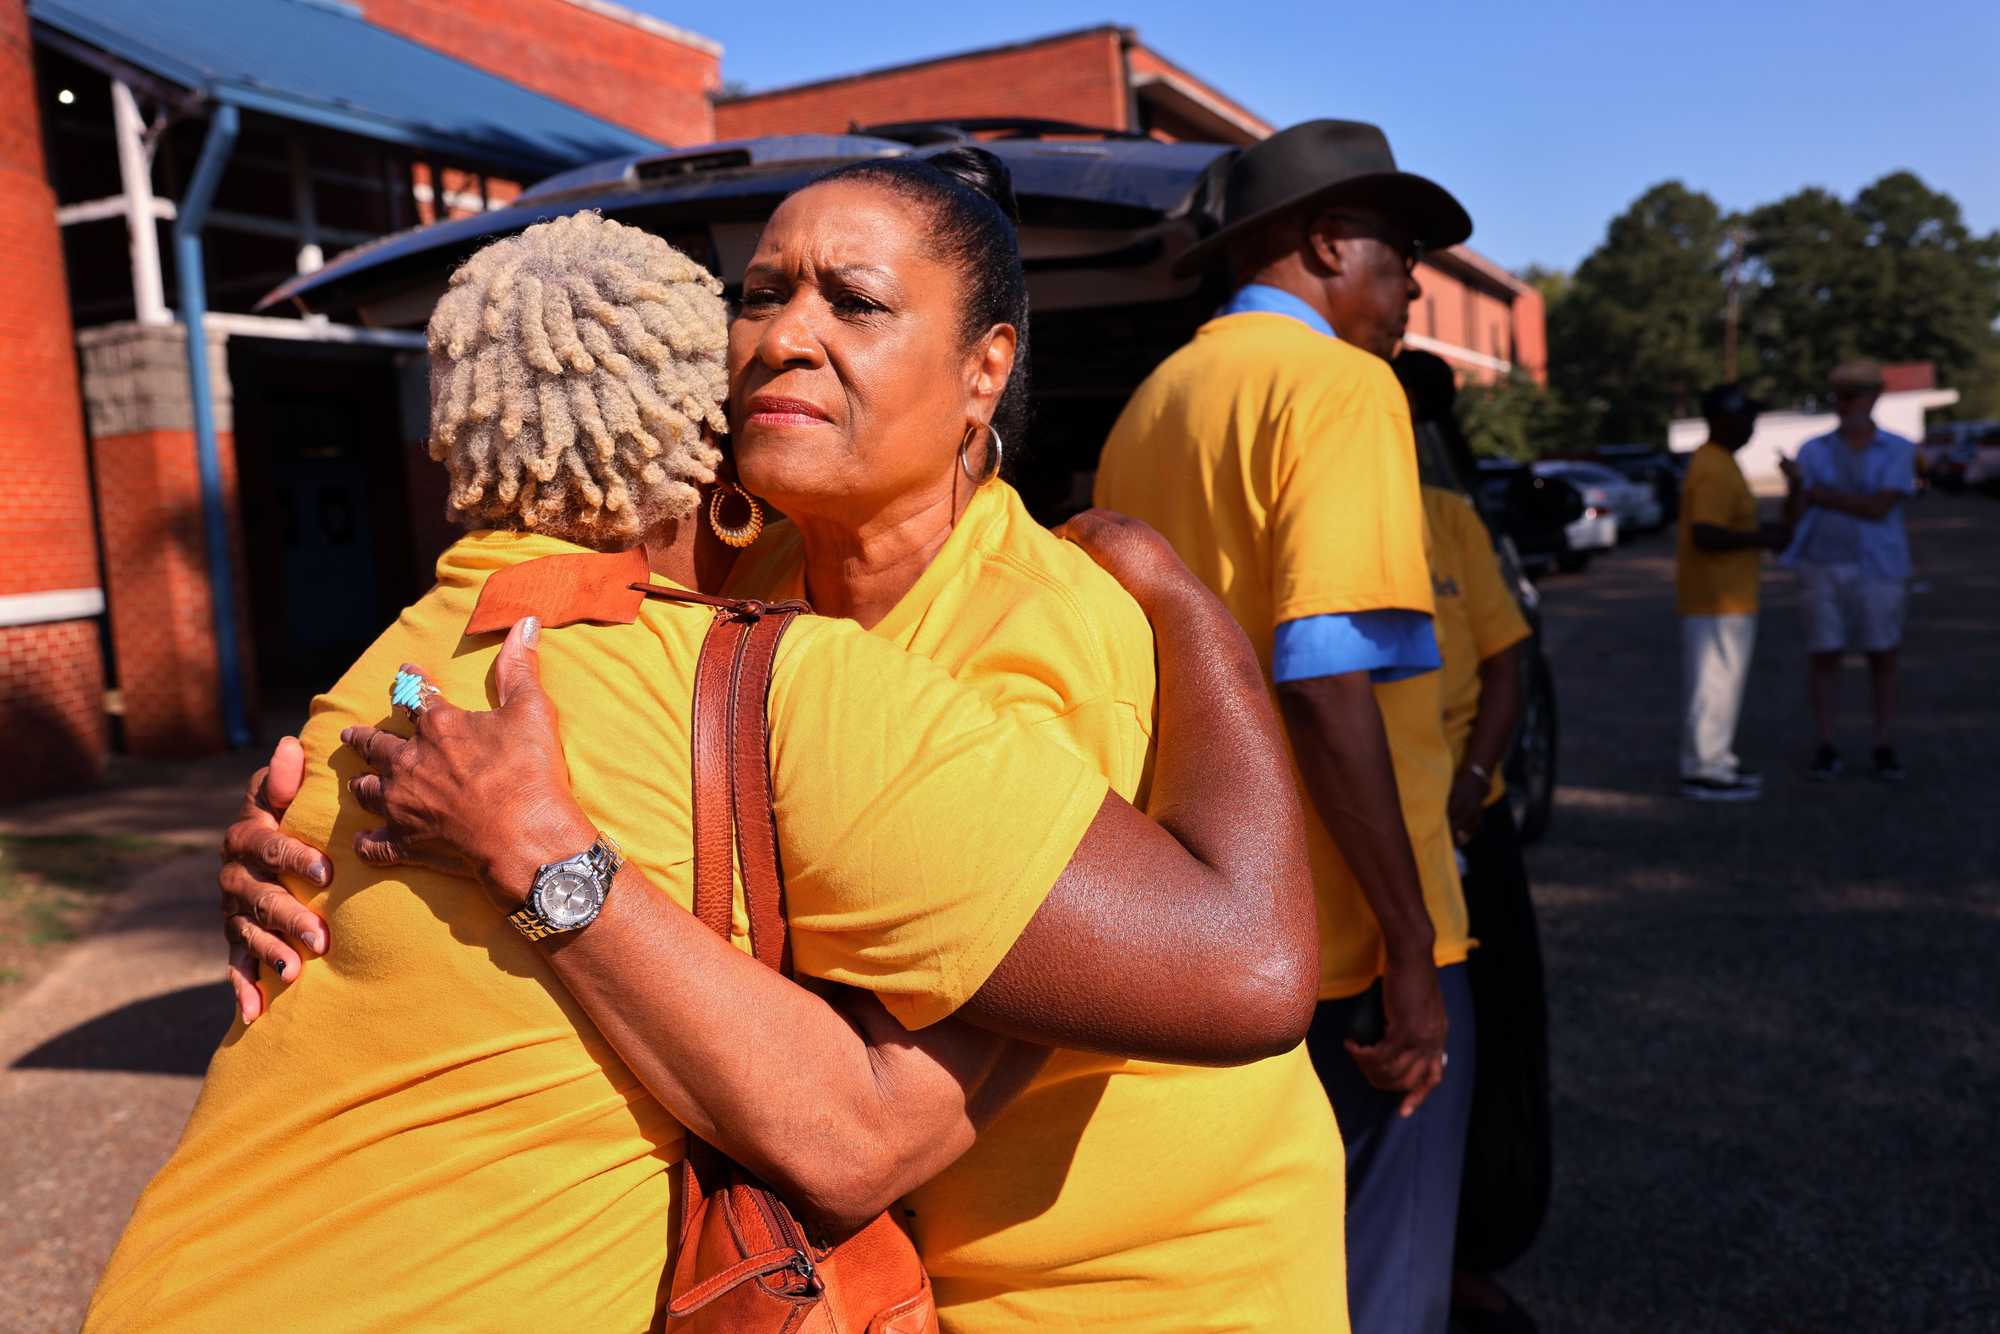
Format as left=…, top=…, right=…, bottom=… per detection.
left=343, top=625, right=595, bottom=906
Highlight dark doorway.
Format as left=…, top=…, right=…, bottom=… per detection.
left=229, top=338, right=424, bottom=696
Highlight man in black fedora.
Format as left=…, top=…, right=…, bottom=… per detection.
left=1097, top=119, right=1478, bottom=1334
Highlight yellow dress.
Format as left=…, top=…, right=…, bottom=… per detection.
left=728, top=481, right=1347, bottom=1333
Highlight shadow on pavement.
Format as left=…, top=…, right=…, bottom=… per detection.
left=12, top=983, right=231, bottom=1077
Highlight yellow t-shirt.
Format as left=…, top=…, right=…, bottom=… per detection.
left=1425, top=487, right=1531, bottom=808
left=1677, top=442, right=1761, bottom=615
left=727, top=481, right=1346, bottom=1333
left=1095, top=311, right=1469, bottom=999
left=85, top=530, right=1109, bottom=1334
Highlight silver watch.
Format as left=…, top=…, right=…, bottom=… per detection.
left=507, top=834, right=622, bottom=941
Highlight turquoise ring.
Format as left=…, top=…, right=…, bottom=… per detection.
left=391, top=669, right=439, bottom=719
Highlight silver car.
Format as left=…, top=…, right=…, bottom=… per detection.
left=1534, top=460, right=1661, bottom=536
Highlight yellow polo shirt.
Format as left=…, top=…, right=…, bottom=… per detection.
left=1677, top=442, right=1761, bottom=615
left=1095, top=311, right=1468, bottom=1000
left=728, top=481, right=1346, bottom=1332
left=1425, top=486, right=1531, bottom=808
left=85, top=529, right=1109, bottom=1333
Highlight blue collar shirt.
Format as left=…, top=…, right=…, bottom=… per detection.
left=1781, top=427, right=1917, bottom=581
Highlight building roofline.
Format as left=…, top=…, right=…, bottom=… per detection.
left=1425, top=245, right=1532, bottom=297
left=559, top=0, right=721, bottom=58
left=715, top=24, right=1128, bottom=105
left=1123, top=38, right=1272, bottom=139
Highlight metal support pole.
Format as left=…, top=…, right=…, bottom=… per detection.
left=288, top=136, right=323, bottom=274
left=174, top=102, right=251, bottom=748
left=110, top=79, right=169, bottom=326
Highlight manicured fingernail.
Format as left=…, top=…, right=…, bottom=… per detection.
left=521, top=616, right=540, bottom=648
left=302, top=931, right=323, bottom=954
left=311, top=861, right=331, bottom=887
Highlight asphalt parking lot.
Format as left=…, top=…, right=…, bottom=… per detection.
left=1505, top=491, right=1999, bottom=1331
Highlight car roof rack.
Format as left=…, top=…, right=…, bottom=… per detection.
left=855, top=117, right=1153, bottom=146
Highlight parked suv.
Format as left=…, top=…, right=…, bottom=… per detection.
left=269, top=119, right=1562, bottom=840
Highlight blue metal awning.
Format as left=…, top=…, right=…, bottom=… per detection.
left=29, top=0, right=662, bottom=175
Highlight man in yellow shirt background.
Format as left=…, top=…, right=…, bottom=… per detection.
left=1397, top=348, right=1552, bottom=1332
left=1096, top=119, right=1477, bottom=1334
left=1678, top=383, right=1789, bottom=802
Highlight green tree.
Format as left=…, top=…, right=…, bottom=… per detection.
left=1742, top=173, right=2000, bottom=407
left=1458, top=370, right=1591, bottom=461
left=1948, top=333, right=2000, bottom=419
left=1518, top=263, right=1571, bottom=309
left=1548, top=182, right=1729, bottom=442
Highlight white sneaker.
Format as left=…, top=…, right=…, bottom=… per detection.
left=1681, top=776, right=1761, bottom=802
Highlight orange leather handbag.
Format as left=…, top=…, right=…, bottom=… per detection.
left=648, top=587, right=940, bottom=1334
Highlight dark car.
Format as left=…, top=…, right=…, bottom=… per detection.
left=268, top=119, right=1562, bottom=840
left=266, top=120, right=1242, bottom=519
left=1473, top=459, right=1593, bottom=575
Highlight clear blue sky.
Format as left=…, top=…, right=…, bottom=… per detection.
left=637, top=0, right=2000, bottom=274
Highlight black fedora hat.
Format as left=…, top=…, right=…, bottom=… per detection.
left=1174, top=119, right=1472, bottom=276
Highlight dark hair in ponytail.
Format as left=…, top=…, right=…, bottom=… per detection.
left=808, top=147, right=1031, bottom=469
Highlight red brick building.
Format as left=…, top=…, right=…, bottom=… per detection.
left=1, top=0, right=106, bottom=794
left=1, top=0, right=716, bottom=799
left=2, top=6, right=1547, bottom=800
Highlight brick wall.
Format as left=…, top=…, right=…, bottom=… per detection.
left=715, top=28, right=1128, bottom=139
left=361, top=0, right=719, bottom=146
left=0, top=621, right=105, bottom=795
left=86, top=425, right=244, bottom=754
left=1511, top=285, right=1547, bottom=384
left=79, top=323, right=252, bottom=756
left=1413, top=263, right=1540, bottom=385
left=0, top=0, right=108, bottom=800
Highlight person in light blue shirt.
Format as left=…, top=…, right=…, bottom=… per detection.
left=1779, top=359, right=1918, bottom=782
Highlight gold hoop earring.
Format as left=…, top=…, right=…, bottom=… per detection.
left=708, top=483, right=764, bottom=548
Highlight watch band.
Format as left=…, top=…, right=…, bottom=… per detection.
left=507, top=904, right=563, bottom=941
left=510, top=834, right=623, bottom=940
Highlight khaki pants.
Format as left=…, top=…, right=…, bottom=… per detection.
left=1681, top=613, right=1757, bottom=781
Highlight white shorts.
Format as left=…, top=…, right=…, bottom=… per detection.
left=1798, top=563, right=1906, bottom=654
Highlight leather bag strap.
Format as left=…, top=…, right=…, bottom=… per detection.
left=688, top=612, right=748, bottom=941
left=664, top=586, right=807, bottom=972
left=732, top=611, right=796, bottom=974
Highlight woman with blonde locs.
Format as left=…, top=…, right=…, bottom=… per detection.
left=135, top=195, right=1333, bottom=1330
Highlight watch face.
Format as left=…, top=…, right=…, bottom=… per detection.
left=536, top=868, right=603, bottom=929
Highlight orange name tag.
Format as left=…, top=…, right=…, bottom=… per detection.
left=466, top=547, right=651, bottom=635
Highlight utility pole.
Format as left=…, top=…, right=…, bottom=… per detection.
left=1722, top=224, right=1747, bottom=382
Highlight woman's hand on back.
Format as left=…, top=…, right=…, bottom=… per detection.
left=217, top=737, right=333, bottom=1023
left=341, top=618, right=596, bottom=905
